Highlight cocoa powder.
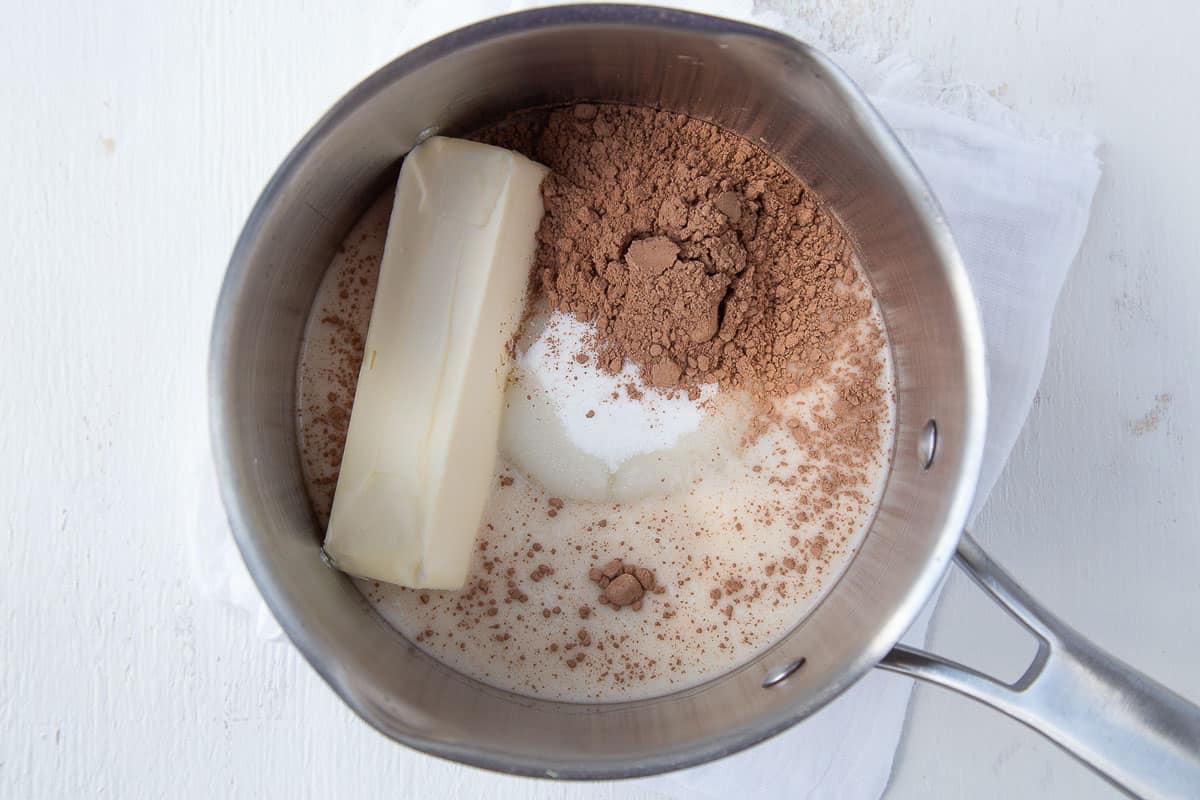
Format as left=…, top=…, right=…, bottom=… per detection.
left=589, top=557, right=661, bottom=611
left=479, top=104, right=879, bottom=407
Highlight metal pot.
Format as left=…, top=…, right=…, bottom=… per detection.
left=209, top=5, right=1200, bottom=796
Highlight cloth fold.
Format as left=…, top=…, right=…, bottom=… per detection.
left=191, top=3, right=1101, bottom=797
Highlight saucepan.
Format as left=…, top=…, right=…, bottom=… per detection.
left=208, top=5, right=1200, bottom=796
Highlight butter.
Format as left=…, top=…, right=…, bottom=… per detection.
left=323, top=136, right=549, bottom=590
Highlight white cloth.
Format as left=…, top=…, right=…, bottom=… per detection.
left=190, top=2, right=1101, bottom=797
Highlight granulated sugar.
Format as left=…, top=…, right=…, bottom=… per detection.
left=513, top=310, right=717, bottom=470
left=500, top=308, right=739, bottom=505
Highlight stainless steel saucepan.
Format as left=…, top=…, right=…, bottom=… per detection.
left=208, top=6, right=1200, bottom=796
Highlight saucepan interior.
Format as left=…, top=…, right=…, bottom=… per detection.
left=209, top=4, right=985, bottom=779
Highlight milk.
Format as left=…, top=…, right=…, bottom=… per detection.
left=297, top=191, right=896, bottom=703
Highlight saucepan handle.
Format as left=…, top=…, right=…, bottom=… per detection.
left=879, top=532, right=1200, bottom=799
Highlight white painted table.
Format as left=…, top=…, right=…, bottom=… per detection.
left=3, top=1, right=1197, bottom=797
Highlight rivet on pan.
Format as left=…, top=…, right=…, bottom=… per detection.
left=762, top=657, right=806, bottom=688
left=319, top=547, right=338, bottom=570
left=414, top=125, right=440, bottom=145
left=918, top=419, right=938, bottom=470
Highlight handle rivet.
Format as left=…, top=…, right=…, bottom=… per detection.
left=918, top=419, right=937, bottom=470
left=763, top=657, right=806, bottom=688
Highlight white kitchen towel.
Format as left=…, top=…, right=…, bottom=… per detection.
left=190, top=2, right=1101, bottom=798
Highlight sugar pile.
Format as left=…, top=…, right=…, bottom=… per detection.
left=514, top=311, right=717, bottom=469
left=500, top=311, right=737, bottom=504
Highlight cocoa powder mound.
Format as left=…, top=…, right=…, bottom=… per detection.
left=478, top=104, right=877, bottom=403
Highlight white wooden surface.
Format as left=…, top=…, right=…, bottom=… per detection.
left=2, top=1, right=1197, bottom=797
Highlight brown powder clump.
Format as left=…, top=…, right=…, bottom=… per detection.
left=482, top=104, right=876, bottom=403
left=588, top=557, right=663, bottom=610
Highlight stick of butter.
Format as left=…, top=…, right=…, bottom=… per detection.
left=323, top=136, right=549, bottom=590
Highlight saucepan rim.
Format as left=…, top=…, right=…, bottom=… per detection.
left=210, top=3, right=986, bottom=779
